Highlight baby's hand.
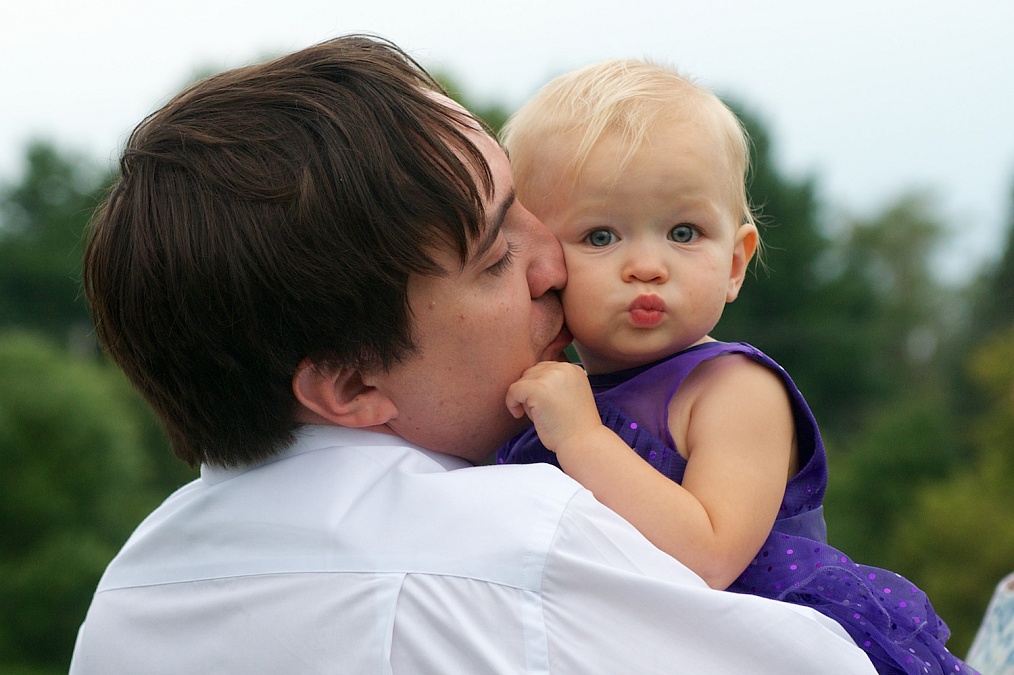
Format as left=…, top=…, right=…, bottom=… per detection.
left=505, top=361, right=602, bottom=452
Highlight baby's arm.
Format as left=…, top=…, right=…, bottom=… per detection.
left=657, top=354, right=795, bottom=588
left=506, top=356, right=794, bottom=590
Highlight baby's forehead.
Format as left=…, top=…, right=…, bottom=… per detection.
left=529, top=115, right=721, bottom=175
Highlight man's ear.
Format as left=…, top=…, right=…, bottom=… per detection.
left=292, top=359, right=398, bottom=428
left=726, top=222, right=759, bottom=302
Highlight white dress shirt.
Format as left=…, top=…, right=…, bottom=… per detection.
left=70, top=425, right=875, bottom=673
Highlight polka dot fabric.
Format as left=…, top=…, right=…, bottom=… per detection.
left=497, top=342, right=976, bottom=674
left=742, top=532, right=967, bottom=674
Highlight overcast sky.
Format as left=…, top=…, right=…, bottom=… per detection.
left=3, top=0, right=1012, bottom=281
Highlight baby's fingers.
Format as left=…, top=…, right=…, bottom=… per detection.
left=506, top=361, right=574, bottom=420
left=505, top=379, right=531, bottom=419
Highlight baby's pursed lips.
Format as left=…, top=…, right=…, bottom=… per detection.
left=628, top=294, right=666, bottom=312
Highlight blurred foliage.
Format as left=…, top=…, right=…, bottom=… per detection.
left=0, top=80, right=1010, bottom=671
left=0, top=143, right=112, bottom=351
left=717, top=104, right=867, bottom=438
left=969, top=183, right=1014, bottom=340
left=718, top=105, right=961, bottom=445
left=0, top=332, right=195, bottom=673
left=823, top=385, right=961, bottom=564
left=888, top=329, right=1014, bottom=657
left=950, top=183, right=1014, bottom=427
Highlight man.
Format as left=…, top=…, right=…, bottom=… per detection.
left=71, top=35, right=875, bottom=673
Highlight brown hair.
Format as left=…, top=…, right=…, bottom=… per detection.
left=84, top=35, right=493, bottom=467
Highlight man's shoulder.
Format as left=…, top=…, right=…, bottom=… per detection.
left=97, top=439, right=592, bottom=594
left=459, top=461, right=582, bottom=500
left=436, top=462, right=591, bottom=557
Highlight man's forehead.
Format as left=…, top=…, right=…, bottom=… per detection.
left=423, top=90, right=516, bottom=266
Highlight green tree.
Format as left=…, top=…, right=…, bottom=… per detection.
left=829, top=193, right=957, bottom=387
left=820, top=185, right=1012, bottom=656
left=818, top=193, right=965, bottom=580
left=969, top=177, right=1014, bottom=340
left=0, top=143, right=112, bottom=349
left=0, top=332, right=174, bottom=671
left=718, top=104, right=961, bottom=451
left=822, top=387, right=960, bottom=566
left=951, top=174, right=1014, bottom=427
left=889, top=328, right=1014, bottom=657
left=715, top=104, right=884, bottom=441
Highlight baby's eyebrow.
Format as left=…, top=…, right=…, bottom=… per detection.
left=472, top=188, right=516, bottom=259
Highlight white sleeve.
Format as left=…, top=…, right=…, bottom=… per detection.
left=541, top=489, right=877, bottom=674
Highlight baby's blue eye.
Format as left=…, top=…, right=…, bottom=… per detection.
left=587, top=229, right=617, bottom=247
left=669, top=224, right=696, bottom=243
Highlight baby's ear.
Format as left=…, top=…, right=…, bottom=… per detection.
left=727, top=223, right=759, bottom=302
left=292, top=359, right=398, bottom=428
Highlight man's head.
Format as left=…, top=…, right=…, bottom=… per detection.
left=85, top=35, right=567, bottom=467
left=293, top=112, right=571, bottom=464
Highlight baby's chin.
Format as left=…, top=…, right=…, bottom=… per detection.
left=569, top=339, right=681, bottom=375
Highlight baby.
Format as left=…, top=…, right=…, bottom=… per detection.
left=497, top=59, right=974, bottom=675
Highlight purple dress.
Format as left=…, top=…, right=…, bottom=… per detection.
left=497, top=341, right=975, bottom=675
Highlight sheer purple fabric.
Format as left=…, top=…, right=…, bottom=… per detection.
left=498, top=341, right=974, bottom=674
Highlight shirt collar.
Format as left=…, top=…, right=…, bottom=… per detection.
left=199, top=425, right=470, bottom=485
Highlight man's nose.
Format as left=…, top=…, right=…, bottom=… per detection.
left=524, top=213, right=567, bottom=298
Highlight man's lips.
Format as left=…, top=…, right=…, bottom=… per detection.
left=546, top=324, right=574, bottom=359
left=628, top=294, right=666, bottom=328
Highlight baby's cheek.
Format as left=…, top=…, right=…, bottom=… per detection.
left=559, top=257, right=609, bottom=323
left=559, top=290, right=598, bottom=344
left=559, top=285, right=584, bottom=321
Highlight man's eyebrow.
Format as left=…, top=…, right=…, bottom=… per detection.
left=472, top=188, right=516, bottom=260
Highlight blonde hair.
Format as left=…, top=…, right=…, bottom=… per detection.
left=502, top=59, right=756, bottom=230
